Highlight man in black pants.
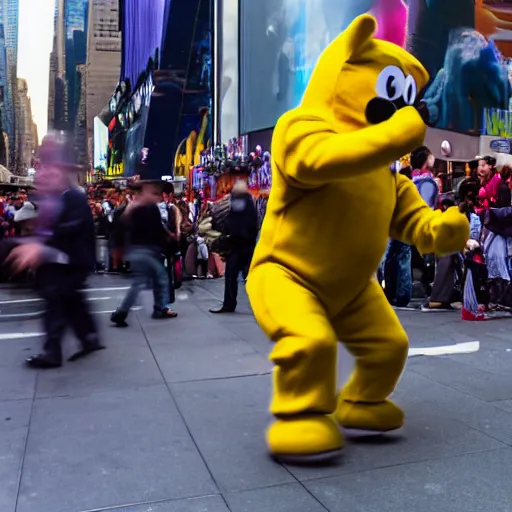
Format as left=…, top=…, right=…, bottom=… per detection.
left=210, top=180, right=259, bottom=314
left=6, top=135, right=103, bottom=369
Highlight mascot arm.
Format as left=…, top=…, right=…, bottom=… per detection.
left=275, top=106, right=426, bottom=187
left=390, top=173, right=470, bottom=255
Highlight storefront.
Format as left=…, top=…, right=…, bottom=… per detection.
left=88, top=0, right=169, bottom=182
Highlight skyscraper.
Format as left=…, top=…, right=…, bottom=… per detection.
left=65, top=0, right=87, bottom=131
left=48, top=0, right=88, bottom=162
left=85, top=0, right=120, bottom=164
left=0, top=21, right=9, bottom=166
left=14, top=78, right=37, bottom=174
left=48, top=0, right=68, bottom=131
left=0, top=0, right=19, bottom=168
left=74, top=62, right=87, bottom=165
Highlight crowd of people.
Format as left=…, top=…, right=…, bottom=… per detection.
left=0, top=190, right=33, bottom=238
left=4, top=132, right=512, bottom=370
left=84, top=176, right=259, bottom=322
left=379, top=146, right=512, bottom=319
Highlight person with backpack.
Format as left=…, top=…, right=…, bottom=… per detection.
left=411, top=146, right=439, bottom=208
left=409, top=146, right=440, bottom=302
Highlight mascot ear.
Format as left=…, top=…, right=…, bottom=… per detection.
left=344, top=14, right=376, bottom=58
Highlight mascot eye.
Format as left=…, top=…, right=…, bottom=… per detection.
left=403, top=75, right=417, bottom=105
left=376, top=66, right=405, bottom=101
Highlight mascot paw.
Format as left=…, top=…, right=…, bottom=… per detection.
left=335, top=399, right=404, bottom=432
left=267, top=415, right=343, bottom=464
left=433, top=206, right=470, bottom=256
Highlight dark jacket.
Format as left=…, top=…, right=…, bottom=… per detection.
left=110, top=204, right=127, bottom=250
left=483, top=206, right=512, bottom=238
left=497, top=183, right=512, bottom=209
left=225, top=193, right=259, bottom=246
left=47, top=188, right=96, bottom=270
left=125, top=203, right=169, bottom=252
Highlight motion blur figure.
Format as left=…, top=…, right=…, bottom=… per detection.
left=7, top=133, right=103, bottom=369
left=110, top=181, right=178, bottom=327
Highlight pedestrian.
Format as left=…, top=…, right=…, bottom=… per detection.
left=6, top=134, right=103, bottom=369
left=161, top=184, right=182, bottom=301
left=381, top=166, right=414, bottom=307
left=110, top=180, right=177, bottom=327
left=210, top=179, right=259, bottom=314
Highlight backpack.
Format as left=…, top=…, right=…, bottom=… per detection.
left=415, top=176, right=439, bottom=209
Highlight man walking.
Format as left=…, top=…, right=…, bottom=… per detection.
left=210, top=180, right=259, bottom=314
left=110, top=180, right=177, bottom=327
left=7, top=134, right=103, bottom=369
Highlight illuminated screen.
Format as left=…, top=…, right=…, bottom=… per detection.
left=240, top=0, right=512, bottom=135
left=93, top=117, right=109, bottom=170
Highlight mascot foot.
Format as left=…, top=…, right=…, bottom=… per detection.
left=267, top=415, right=343, bottom=464
left=335, top=399, right=404, bottom=432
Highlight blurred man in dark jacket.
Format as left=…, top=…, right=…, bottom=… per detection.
left=110, top=180, right=177, bottom=327
left=6, top=134, right=103, bottom=369
left=210, top=180, right=259, bottom=313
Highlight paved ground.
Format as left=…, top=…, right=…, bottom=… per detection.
left=1, top=276, right=512, bottom=512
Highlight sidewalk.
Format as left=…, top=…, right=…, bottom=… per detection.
left=2, top=279, right=512, bottom=512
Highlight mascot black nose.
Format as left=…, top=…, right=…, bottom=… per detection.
left=365, top=97, right=397, bottom=124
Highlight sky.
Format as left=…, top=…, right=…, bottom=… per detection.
left=17, top=0, right=55, bottom=144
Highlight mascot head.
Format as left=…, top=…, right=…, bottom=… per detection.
left=301, top=15, right=430, bottom=130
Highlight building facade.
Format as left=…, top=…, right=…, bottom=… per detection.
left=48, top=0, right=68, bottom=131
left=65, top=0, right=87, bottom=131
left=0, top=0, right=19, bottom=167
left=14, top=78, right=37, bottom=175
left=74, top=62, right=87, bottom=165
left=48, top=0, right=88, bottom=163
left=85, top=0, right=120, bottom=165
left=0, top=21, right=9, bottom=166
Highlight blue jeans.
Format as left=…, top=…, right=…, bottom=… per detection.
left=383, top=240, right=412, bottom=307
left=119, top=247, right=170, bottom=314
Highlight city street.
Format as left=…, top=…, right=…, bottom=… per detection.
left=1, top=276, right=512, bottom=512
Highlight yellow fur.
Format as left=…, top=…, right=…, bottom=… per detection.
left=246, top=15, right=469, bottom=462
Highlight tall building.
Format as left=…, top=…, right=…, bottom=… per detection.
left=14, top=79, right=37, bottom=175
left=48, top=0, right=67, bottom=130
left=65, top=0, right=87, bottom=132
left=48, top=0, right=87, bottom=152
left=0, top=0, right=19, bottom=167
left=74, top=62, right=87, bottom=165
left=0, top=21, right=9, bottom=167
left=85, top=0, right=120, bottom=164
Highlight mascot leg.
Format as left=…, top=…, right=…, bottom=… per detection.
left=247, top=265, right=343, bottom=463
left=333, top=280, right=408, bottom=432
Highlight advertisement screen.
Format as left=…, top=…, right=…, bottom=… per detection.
left=93, top=117, right=109, bottom=171
left=240, top=0, right=512, bottom=135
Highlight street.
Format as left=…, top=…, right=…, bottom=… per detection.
left=1, top=276, right=512, bottom=512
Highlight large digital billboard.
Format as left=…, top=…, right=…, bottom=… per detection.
left=240, top=0, right=512, bottom=135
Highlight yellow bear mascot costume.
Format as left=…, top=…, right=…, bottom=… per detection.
left=246, top=15, right=470, bottom=463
